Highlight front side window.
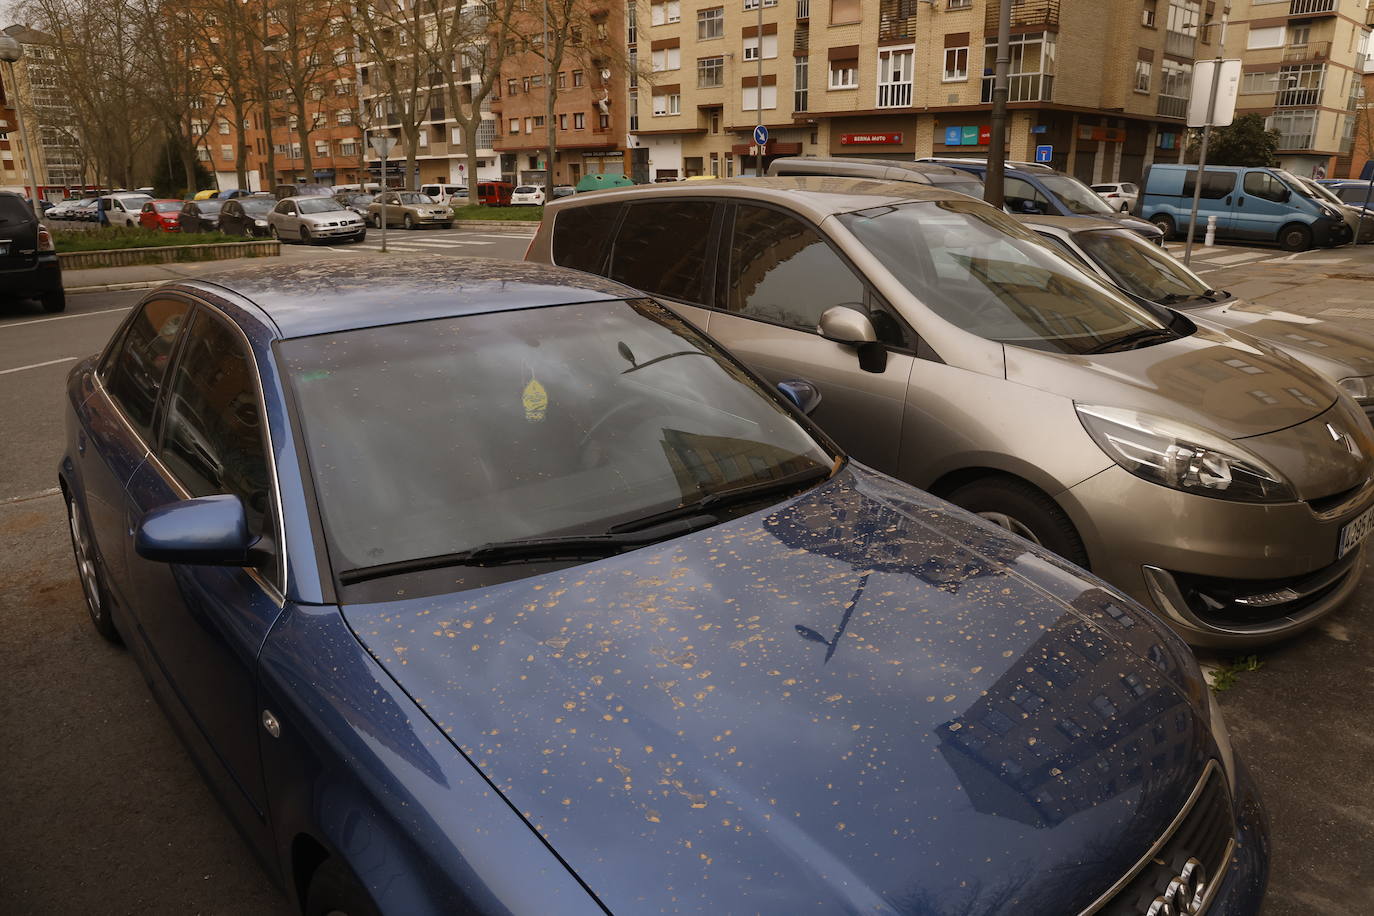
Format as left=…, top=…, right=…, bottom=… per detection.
left=1074, top=229, right=1210, bottom=304
left=1243, top=171, right=1288, bottom=202
left=1036, top=175, right=1117, bottom=216
left=552, top=203, right=620, bottom=272
left=159, top=311, right=272, bottom=544
left=1182, top=170, right=1236, bottom=200
left=103, top=298, right=191, bottom=439
left=839, top=200, right=1178, bottom=355
left=1004, top=177, right=1053, bottom=214
left=609, top=201, right=717, bottom=304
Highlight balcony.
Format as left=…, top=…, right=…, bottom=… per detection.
left=1277, top=86, right=1322, bottom=106
left=1282, top=40, right=1331, bottom=61
left=878, top=0, right=919, bottom=43
left=877, top=81, right=913, bottom=108
left=1164, top=30, right=1196, bottom=59
left=980, top=73, right=1054, bottom=103
left=1287, top=0, right=1335, bottom=14
left=985, top=0, right=1058, bottom=32
left=1157, top=95, right=1188, bottom=119
left=1275, top=131, right=1315, bottom=149
left=796, top=0, right=809, bottom=19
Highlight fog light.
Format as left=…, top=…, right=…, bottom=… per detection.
left=1232, top=587, right=1301, bottom=608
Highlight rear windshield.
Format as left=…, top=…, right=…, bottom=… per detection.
left=240, top=198, right=276, bottom=214
left=515, top=186, right=539, bottom=193
left=0, top=196, right=33, bottom=226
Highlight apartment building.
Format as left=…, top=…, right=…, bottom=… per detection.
left=490, top=4, right=633, bottom=185
left=1, top=25, right=82, bottom=197
left=0, top=59, right=24, bottom=193
left=1230, top=0, right=1372, bottom=178
left=629, top=0, right=1230, bottom=184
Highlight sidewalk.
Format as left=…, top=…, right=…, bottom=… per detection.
left=60, top=242, right=381, bottom=293
left=1198, top=242, right=1374, bottom=326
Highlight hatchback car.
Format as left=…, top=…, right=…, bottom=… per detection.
left=218, top=196, right=278, bottom=238
left=366, top=191, right=454, bottom=229
left=61, top=256, right=1265, bottom=915
left=510, top=185, right=546, bottom=206
left=268, top=196, right=366, bottom=244
left=1092, top=182, right=1139, bottom=213
left=0, top=190, right=64, bottom=313
left=529, top=178, right=1374, bottom=648
left=769, top=156, right=986, bottom=198
left=138, top=199, right=184, bottom=232
left=98, top=192, right=154, bottom=228
left=178, top=199, right=223, bottom=233
left=1021, top=215, right=1374, bottom=420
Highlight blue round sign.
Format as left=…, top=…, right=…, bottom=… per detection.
left=753, top=125, right=769, bottom=146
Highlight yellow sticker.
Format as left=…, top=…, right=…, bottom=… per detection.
left=523, top=377, right=548, bottom=422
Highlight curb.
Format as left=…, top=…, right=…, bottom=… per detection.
left=59, top=239, right=281, bottom=270
left=66, top=281, right=164, bottom=294
left=452, top=220, right=540, bottom=233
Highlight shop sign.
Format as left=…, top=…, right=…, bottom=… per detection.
left=840, top=132, right=903, bottom=145
left=943, top=125, right=990, bottom=146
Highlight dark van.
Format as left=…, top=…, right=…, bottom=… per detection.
left=0, top=191, right=64, bottom=313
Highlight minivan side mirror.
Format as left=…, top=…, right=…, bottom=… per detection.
left=776, top=379, right=823, bottom=415
left=818, top=306, right=877, bottom=344
left=134, top=494, right=261, bottom=566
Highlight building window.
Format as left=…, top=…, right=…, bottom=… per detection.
left=743, top=0, right=777, bottom=7
left=418, top=129, right=428, bottom=147
left=559, top=113, right=568, bottom=129
left=627, top=0, right=637, bottom=42
left=795, top=55, right=809, bottom=110
left=629, top=90, right=639, bottom=130
left=709, top=152, right=720, bottom=176
left=652, top=46, right=681, bottom=71
left=710, top=107, right=722, bottom=132
left=943, top=46, right=968, bottom=81
left=523, top=117, right=533, bottom=133
left=698, top=7, right=723, bottom=40
left=1135, top=59, right=1152, bottom=93
left=981, top=32, right=1055, bottom=103
left=698, top=55, right=724, bottom=87
left=558, top=71, right=567, bottom=89
left=575, top=111, right=587, bottom=128
left=573, top=69, right=585, bottom=86
left=599, top=112, right=610, bottom=129
left=652, top=93, right=681, bottom=115
left=742, top=83, right=777, bottom=110
left=218, top=119, right=230, bottom=135
left=829, top=59, right=857, bottom=89
left=1157, top=58, right=1191, bottom=117
left=650, top=0, right=680, bottom=25
left=533, top=115, right=545, bottom=128
left=743, top=33, right=778, bottom=61
left=510, top=117, right=520, bottom=133
left=522, top=76, right=531, bottom=92
left=1240, top=70, right=1274, bottom=94
left=196, top=147, right=212, bottom=161
left=336, top=109, right=353, bottom=125
left=877, top=47, right=913, bottom=107
left=531, top=74, right=544, bottom=88
left=315, top=140, right=329, bottom=156
left=220, top=144, right=233, bottom=160
left=831, top=0, right=859, bottom=24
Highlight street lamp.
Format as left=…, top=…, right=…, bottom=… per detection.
left=0, top=34, right=46, bottom=219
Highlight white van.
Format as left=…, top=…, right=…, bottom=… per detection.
left=420, top=183, right=467, bottom=203
left=97, top=192, right=153, bottom=227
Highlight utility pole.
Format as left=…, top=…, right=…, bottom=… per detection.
left=1184, top=12, right=1229, bottom=266
left=0, top=36, right=47, bottom=219
left=984, top=0, right=1010, bottom=208
left=544, top=0, right=555, bottom=202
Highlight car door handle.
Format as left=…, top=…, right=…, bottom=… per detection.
left=1225, top=196, right=1232, bottom=206
left=1237, top=198, right=1245, bottom=207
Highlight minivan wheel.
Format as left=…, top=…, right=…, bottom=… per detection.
left=946, top=475, right=1090, bottom=569
left=1150, top=214, right=1176, bottom=240
left=40, top=289, right=66, bottom=313
left=304, top=859, right=381, bottom=916
left=67, top=495, right=120, bottom=644
left=1279, top=223, right=1313, bottom=252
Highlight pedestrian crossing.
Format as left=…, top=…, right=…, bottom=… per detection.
left=320, top=228, right=536, bottom=255
left=1158, top=242, right=1352, bottom=273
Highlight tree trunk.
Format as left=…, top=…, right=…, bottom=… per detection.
left=179, top=140, right=198, bottom=195
left=463, top=126, right=481, bottom=207
left=296, top=98, right=313, bottom=181
left=233, top=100, right=250, bottom=189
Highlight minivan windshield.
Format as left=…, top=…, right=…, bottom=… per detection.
left=1073, top=228, right=1212, bottom=305
left=282, top=298, right=838, bottom=585
left=839, top=200, right=1179, bottom=354
left=1038, top=175, right=1118, bottom=215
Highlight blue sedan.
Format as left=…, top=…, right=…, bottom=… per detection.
left=59, top=257, right=1267, bottom=914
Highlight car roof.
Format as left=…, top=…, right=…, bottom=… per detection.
left=1015, top=214, right=1128, bottom=234
left=768, top=156, right=968, bottom=178
left=546, top=176, right=961, bottom=221
left=179, top=255, right=640, bottom=339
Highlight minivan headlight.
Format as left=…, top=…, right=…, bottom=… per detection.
left=1075, top=404, right=1296, bottom=503
left=1338, top=376, right=1374, bottom=406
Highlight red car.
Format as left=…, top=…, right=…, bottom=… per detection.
left=138, top=199, right=184, bottom=232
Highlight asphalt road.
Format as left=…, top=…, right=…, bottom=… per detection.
left=2, top=258, right=1373, bottom=914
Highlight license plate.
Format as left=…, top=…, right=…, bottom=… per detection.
left=0, top=243, right=8, bottom=257
left=1339, top=505, right=1374, bottom=558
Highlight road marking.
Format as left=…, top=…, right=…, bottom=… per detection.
left=351, top=244, right=428, bottom=252
left=0, top=356, right=78, bottom=376
left=1205, top=252, right=1269, bottom=266
left=467, top=232, right=537, bottom=240
left=1294, top=257, right=1351, bottom=265
left=388, top=238, right=494, bottom=248
left=3, top=486, right=60, bottom=505
left=0, top=305, right=131, bottom=329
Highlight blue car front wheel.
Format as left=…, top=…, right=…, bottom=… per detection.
left=67, top=495, right=119, bottom=644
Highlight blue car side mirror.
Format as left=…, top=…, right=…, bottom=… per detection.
left=777, top=379, right=823, bottom=415
left=134, top=494, right=260, bottom=566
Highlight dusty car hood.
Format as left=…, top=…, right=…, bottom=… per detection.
left=345, top=466, right=1212, bottom=915
left=1004, top=322, right=1336, bottom=440
left=1186, top=298, right=1374, bottom=385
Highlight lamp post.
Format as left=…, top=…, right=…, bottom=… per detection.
left=1182, top=13, right=1230, bottom=267
left=0, top=35, right=46, bottom=220
left=370, top=133, right=394, bottom=252
left=984, top=0, right=1011, bottom=208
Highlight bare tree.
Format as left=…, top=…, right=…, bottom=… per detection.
left=268, top=0, right=349, bottom=184
left=177, top=0, right=261, bottom=190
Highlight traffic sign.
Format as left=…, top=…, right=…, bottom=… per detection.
left=1034, top=145, right=1053, bottom=164
left=753, top=125, right=769, bottom=146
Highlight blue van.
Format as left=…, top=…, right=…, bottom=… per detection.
left=1138, top=164, right=1350, bottom=251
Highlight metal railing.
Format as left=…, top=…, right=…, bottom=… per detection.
left=1275, top=131, right=1315, bottom=149
left=1282, top=40, right=1331, bottom=61
left=1287, top=0, right=1335, bottom=14
left=877, top=81, right=913, bottom=107
left=796, top=0, right=809, bottom=18
left=1165, top=30, right=1196, bottom=58
left=985, top=0, right=1058, bottom=31
left=1157, top=95, right=1188, bottom=119
left=1277, top=87, right=1322, bottom=106
left=980, top=73, right=1054, bottom=103
left=878, top=0, right=918, bottom=43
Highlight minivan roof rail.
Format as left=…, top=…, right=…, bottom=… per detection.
left=915, top=156, right=1055, bottom=172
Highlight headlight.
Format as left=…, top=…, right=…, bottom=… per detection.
left=1076, top=404, right=1296, bottom=503
left=254, top=219, right=267, bottom=227
left=1338, top=376, right=1374, bottom=405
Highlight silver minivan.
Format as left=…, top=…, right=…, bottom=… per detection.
left=528, top=177, right=1374, bottom=648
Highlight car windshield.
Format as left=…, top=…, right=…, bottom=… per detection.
left=299, top=198, right=346, bottom=214
left=1271, top=169, right=1314, bottom=200
left=938, top=178, right=986, bottom=198
left=838, top=200, right=1176, bottom=354
left=196, top=200, right=223, bottom=213
left=240, top=198, right=276, bottom=214
left=343, top=194, right=375, bottom=206
left=515, top=186, right=539, bottom=193
left=396, top=192, right=435, bottom=204
left=1300, top=178, right=1342, bottom=207
left=1335, top=185, right=1374, bottom=206
left=153, top=201, right=181, bottom=212
left=1074, top=228, right=1211, bottom=304
left=281, top=297, right=837, bottom=583
left=1037, top=175, right=1117, bottom=215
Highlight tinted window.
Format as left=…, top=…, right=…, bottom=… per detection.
left=552, top=203, right=619, bottom=273
left=1037, top=175, right=1117, bottom=215
left=1243, top=171, right=1289, bottom=203
left=0, top=195, right=33, bottom=227
left=159, top=311, right=272, bottom=539
left=104, top=299, right=191, bottom=438
left=1005, top=177, right=1052, bottom=214
left=1075, top=229, right=1210, bottom=304
left=609, top=201, right=717, bottom=304
left=1182, top=170, right=1235, bottom=199
left=1338, top=186, right=1374, bottom=206
left=726, top=204, right=868, bottom=335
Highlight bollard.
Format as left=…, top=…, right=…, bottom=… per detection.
left=1204, top=214, right=1217, bottom=247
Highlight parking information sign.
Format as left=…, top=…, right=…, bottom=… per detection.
left=753, top=125, right=769, bottom=146
left=1035, top=145, right=1053, bottom=163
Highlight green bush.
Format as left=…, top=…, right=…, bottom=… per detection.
left=52, top=226, right=242, bottom=253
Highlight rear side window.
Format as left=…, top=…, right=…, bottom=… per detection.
left=103, top=299, right=191, bottom=439
left=0, top=195, right=33, bottom=227
left=608, top=201, right=717, bottom=304
left=552, top=204, right=620, bottom=274
left=1243, top=171, right=1289, bottom=203
left=1338, top=186, right=1372, bottom=205
left=1182, top=171, right=1235, bottom=199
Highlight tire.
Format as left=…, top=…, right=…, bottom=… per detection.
left=270, top=224, right=280, bottom=240
left=41, top=290, right=66, bottom=313
left=442, top=222, right=453, bottom=230
left=352, top=230, right=366, bottom=243
left=300, top=226, right=313, bottom=245
left=403, top=213, right=416, bottom=230
left=945, top=475, right=1090, bottom=569
left=66, top=495, right=120, bottom=644
left=1149, top=213, right=1176, bottom=240
left=304, top=859, right=380, bottom=916
left=1278, top=222, right=1312, bottom=252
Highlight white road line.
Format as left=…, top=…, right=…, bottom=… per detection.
left=467, top=232, right=536, bottom=240
left=389, top=238, right=495, bottom=248
left=1205, top=252, right=1269, bottom=266
left=0, top=356, right=78, bottom=375
left=3, top=486, right=60, bottom=505
left=1293, top=257, right=1351, bottom=265
left=0, top=305, right=132, bottom=328
left=351, top=245, right=428, bottom=252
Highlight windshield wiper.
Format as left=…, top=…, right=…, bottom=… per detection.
left=1155, top=293, right=1194, bottom=305
left=338, top=516, right=716, bottom=585
left=1083, top=327, right=1179, bottom=355
left=608, top=464, right=835, bottom=535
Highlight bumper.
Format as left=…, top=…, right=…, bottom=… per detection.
left=1208, top=756, right=1270, bottom=916
left=1313, top=216, right=1351, bottom=247
left=1066, top=466, right=1373, bottom=647
left=0, top=256, right=63, bottom=300
left=311, top=224, right=367, bottom=238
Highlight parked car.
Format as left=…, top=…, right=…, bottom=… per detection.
left=273, top=183, right=334, bottom=201
left=1020, top=214, right=1374, bottom=421
left=419, top=183, right=467, bottom=203
left=1295, top=176, right=1374, bottom=244
left=1138, top=164, right=1351, bottom=251
left=218, top=196, right=278, bottom=238
left=61, top=255, right=1267, bottom=916
left=1318, top=178, right=1374, bottom=208
left=192, top=189, right=219, bottom=201
left=529, top=177, right=1374, bottom=648
left=918, top=159, right=1162, bottom=241
left=98, top=192, right=154, bottom=228
left=366, top=191, right=453, bottom=229
left=268, top=195, right=365, bottom=243
left=510, top=185, right=546, bottom=206
left=1092, top=181, right=1139, bottom=213
left=46, top=198, right=87, bottom=220
left=138, top=199, right=185, bottom=233
left=334, top=192, right=376, bottom=218
left=178, top=199, right=224, bottom=233
left=69, top=198, right=100, bottom=222
left=0, top=190, right=63, bottom=313
left=551, top=185, right=577, bottom=199
left=769, top=156, right=986, bottom=198
left=475, top=180, right=513, bottom=206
